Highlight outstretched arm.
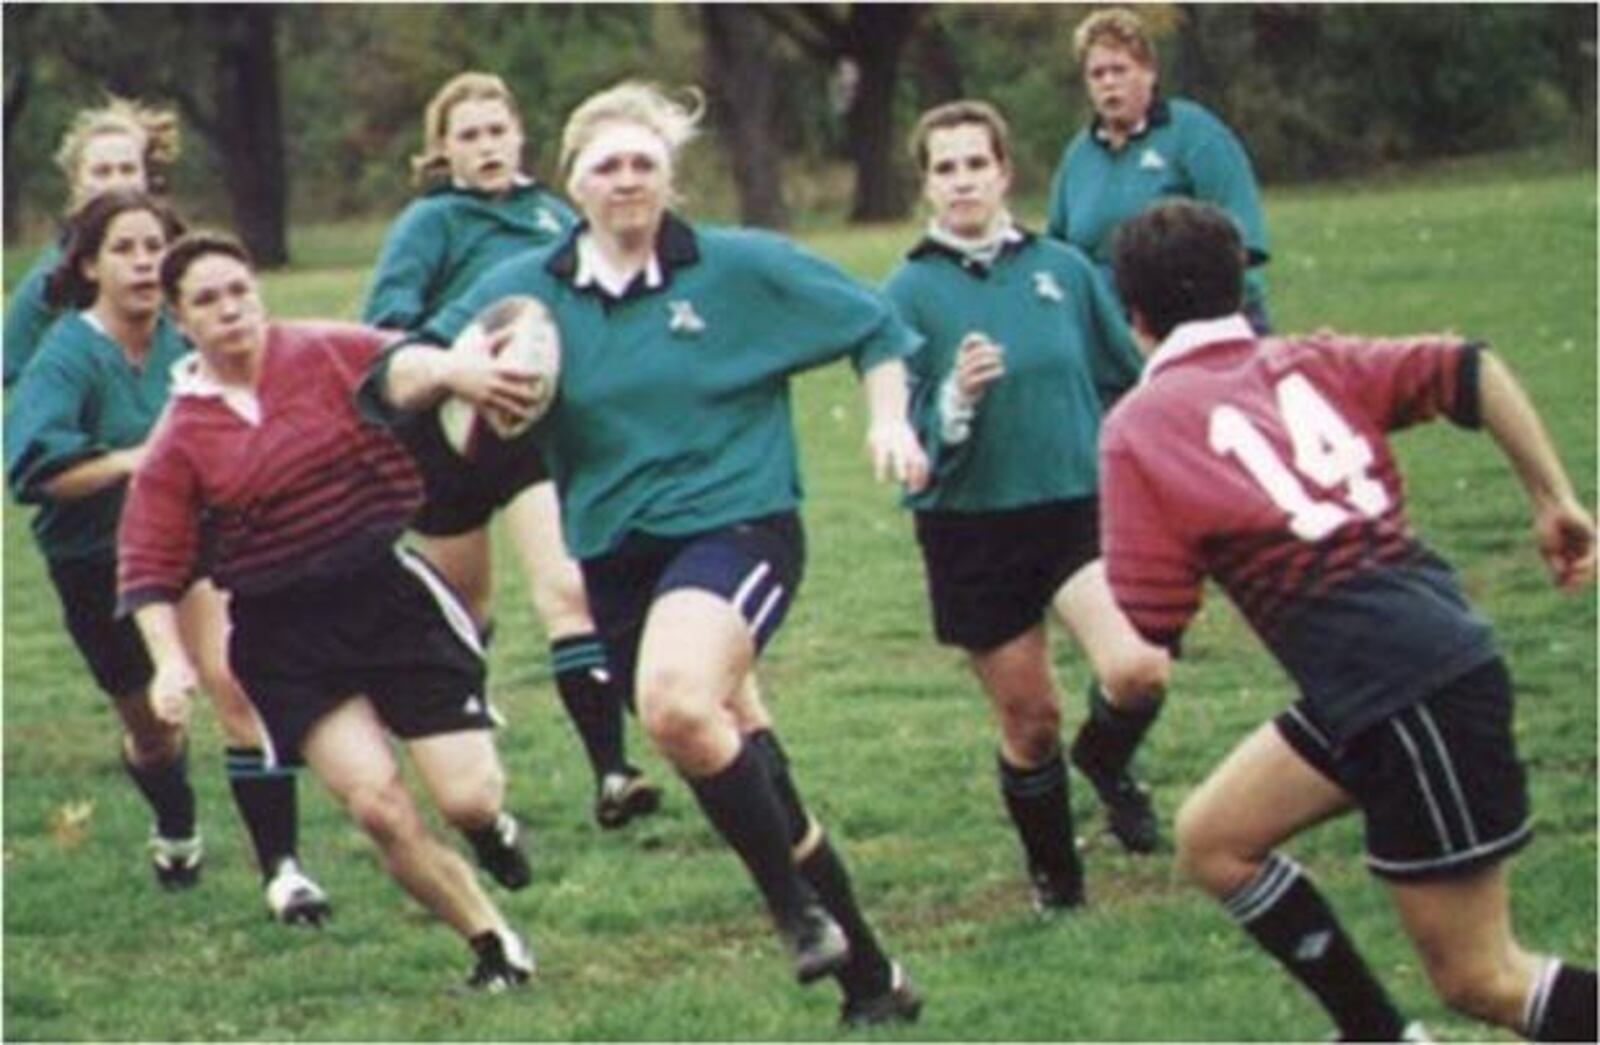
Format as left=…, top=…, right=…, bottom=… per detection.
left=382, top=333, right=540, bottom=421
left=1479, top=350, right=1595, bottom=590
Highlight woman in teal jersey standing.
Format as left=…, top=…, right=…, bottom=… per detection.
left=1046, top=7, right=1271, bottom=331
left=5, top=190, right=329, bottom=923
left=365, top=72, right=661, bottom=830
left=4, top=97, right=177, bottom=387
left=369, top=80, right=927, bottom=1027
left=886, top=101, right=1171, bottom=912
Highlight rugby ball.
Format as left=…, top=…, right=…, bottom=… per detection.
left=438, top=294, right=561, bottom=456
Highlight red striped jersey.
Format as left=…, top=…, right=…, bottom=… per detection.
left=1100, top=315, right=1495, bottom=742
left=118, top=322, right=423, bottom=610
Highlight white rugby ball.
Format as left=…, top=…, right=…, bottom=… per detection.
left=438, top=294, right=561, bottom=456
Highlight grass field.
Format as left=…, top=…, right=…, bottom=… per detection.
left=3, top=155, right=1595, bottom=1041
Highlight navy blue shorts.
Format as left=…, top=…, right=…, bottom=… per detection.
left=1277, top=657, right=1531, bottom=882
left=396, top=410, right=549, bottom=537
left=579, top=513, right=804, bottom=706
left=48, top=556, right=153, bottom=699
left=914, top=497, right=1100, bottom=651
left=228, top=547, right=493, bottom=767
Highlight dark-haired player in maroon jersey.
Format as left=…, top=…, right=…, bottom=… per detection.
left=117, top=232, right=537, bottom=991
left=1102, top=200, right=1595, bottom=1042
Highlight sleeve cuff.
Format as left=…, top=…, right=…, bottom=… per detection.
left=938, top=374, right=977, bottom=445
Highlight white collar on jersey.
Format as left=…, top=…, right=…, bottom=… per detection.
left=1142, top=313, right=1255, bottom=385
left=573, top=231, right=663, bottom=299
left=170, top=353, right=263, bottom=426
left=450, top=172, right=534, bottom=193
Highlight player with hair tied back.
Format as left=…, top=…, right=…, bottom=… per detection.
left=4, top=190, right=328, bottom=924
left=885, top=100, right=1171, bottom=912
left=1101, top=199, right=1596, bottom=1042
left=118, top=233, right=534, bottom=991
left=367, top=80, right=926, bottom=1027
left=363, top=71, right=661, bottom=830
left=6, top=96, right=180, bottom=387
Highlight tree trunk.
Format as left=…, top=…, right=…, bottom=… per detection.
left=701, top=5, right=790, bottom=229
left=845, top=6, right=923, bottom=222
left=4, top=64, right=29, bottom=243
left=911, top=18, right=964, bottom=108
left=206, top=6, right=289, bottom=266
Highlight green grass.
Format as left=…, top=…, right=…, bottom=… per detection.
left=4, top=156, right=1595, bottom=1041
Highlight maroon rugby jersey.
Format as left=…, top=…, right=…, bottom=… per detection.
left=1100, top=315, right=1494, bottom=742
left=118, top=322, right=423, bottom=610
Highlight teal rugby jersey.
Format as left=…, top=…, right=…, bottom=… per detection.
left=371, top=213, right=921, bottom=559
left=885, top=231, right=1141, bottom=512
left=1046, top=97, right=1268, bottom=311
left=3, top=244, right=64, bottom=387
left=363, top=180, right=576, bottom=330
left=5, top=310, right=189, bottom=562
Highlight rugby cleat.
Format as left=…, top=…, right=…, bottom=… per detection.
left=594, top=770, right=663, bottom=830
left=149, top=832, right=203, bottom=891
left=465, top=928, right=535, bottom=993
left=781, top=903, right=851, bottom=985
left=1071, top=744, right=1160, bottom=854
left=1029, top=862, right=1085, bottom=915
left=264, top=857, right=332, bottom=928
left=469, top=812, right=532, bottom=891
left=840, top=961, right=923, bottom=1029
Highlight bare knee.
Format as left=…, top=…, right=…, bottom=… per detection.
left=530, top=564, right=593, bottom=638
left=1417, top=946, right=1527, bottom=1026
left=345, top=777, right=425, bottom=846
left=640, top=673, right=714, bottom=754
left=1174, top=794, right=1261, bottom=898
left=1098, top=645, right=1170, bottom=711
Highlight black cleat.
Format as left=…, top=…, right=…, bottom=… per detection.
left=149, top=832, right=203, bottom=891
left=471, top=812, right=532, bottom=891
left=782, top=903, right=851, bottom=985
left=1071, top=746, right=1160, bottom=855
left=841, top=961, right=923, bottom=1028
left=595, top=770, right=663, bottom=830
left=1030, top=863, right=1085, bottom=914
left=465, top=929, right=535, bottom=993
left=264, top=857, right=332, bottom=928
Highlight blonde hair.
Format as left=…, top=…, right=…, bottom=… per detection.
left=909, top=100, right=1013, bottom=173
left=1073, top=7, right=1157, bottom=68
left=54, top=96, right=180, bottom=190
left=559, top=81, right=704, bottom=192
left=411, top=72, right=520, bottom=189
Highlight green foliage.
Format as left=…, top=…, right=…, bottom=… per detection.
left=3, top=157, right=1595, bottom=1041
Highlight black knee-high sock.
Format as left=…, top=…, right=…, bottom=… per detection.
left=1225, top=853, right=1406, bottom=1041
left=1524, top=958, right=1597, bottom=1042
left=225, top=747, right=298, bottom=879
left=551, top=635, right=628, bottom=781
left=686, top=741, right=812, bottom=926
left=123, top=744, right=196, bottom=839
left=998, top=750, right=1082, bottom=885
left=751, top=729, right=893, bottom=999
left=1071, top=681, right=1161, bottom=780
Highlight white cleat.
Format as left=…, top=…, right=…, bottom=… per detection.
left=265, top=857, right=332, bottom=927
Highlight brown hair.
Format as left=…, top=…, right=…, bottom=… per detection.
left=160, top=231, right=255, bottom=305
left=54, top=96, right=181, bottom=199
left=908, top=100, right=1012, bottom=173
left=45, top=189, right=185, bottom=310
left=1073, top=8, right=1157, bottom=68
left=1111, top=200, right=1244, bottom=340
left=410, top=72, right=520, bottom=189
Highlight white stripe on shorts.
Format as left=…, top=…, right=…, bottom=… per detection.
left=395, top=547, right=485, bottom=659
left=1390, top=717, right=1453, bottom=855
left=749, top=585, right=785, bottom=640
left=1417, top=704, right=1480, bottom=848
left=732, top=561, right=773, bottom=618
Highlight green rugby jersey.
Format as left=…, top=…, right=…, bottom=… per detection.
left=5, top=310, right=189, bottom=562
left=885, top=231, right=1141, bottom=512
left=3, top=244, right=64, bottom=387
left=1046, top=97, right=1269, bottom=311
left=363, top=180, right=576, bottom=329
left=379, top=214, right=921, bottom=559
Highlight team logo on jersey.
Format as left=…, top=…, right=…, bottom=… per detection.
left=668, top=299, right=707, bottom=335
left=1139, top=148, right=1167, bottom=171
left=463, top=693, right=485, bottom=716
left=1033, top=271, right=1065, bottom=302
left=534, top=207, right=564, bottom=235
